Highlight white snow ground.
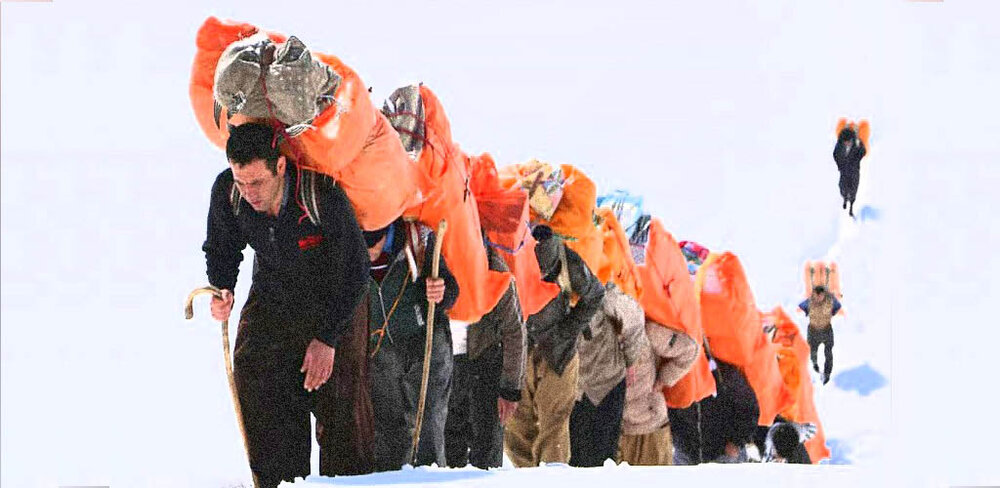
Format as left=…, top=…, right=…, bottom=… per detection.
left=2, top=1, right=999, bottom=487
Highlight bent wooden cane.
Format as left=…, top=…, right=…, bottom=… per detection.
left=185, top=286, right=253, bottom=473
left=410, top=220, right=447, bottom=466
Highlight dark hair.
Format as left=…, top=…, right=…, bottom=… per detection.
left=226, top=123, right=282, bottom=174
left=532, top=224, right=554, bottom=242
left=813, top=285, right=827, bottom=295
left=838, top=126, right=857, bottom=143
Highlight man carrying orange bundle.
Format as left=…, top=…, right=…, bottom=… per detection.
left=444, top=240, right=526, bottom=469
left=833, top=120, right=869, bottom=218
left=363, top=219, right=459, bottom=471
left=202, top=123, right=371, bottom=487
left=799, top=285, right=842, bottom=385
left=504, top=225, right=605, bottom=467
left=570, top=283, right=647, bottom=467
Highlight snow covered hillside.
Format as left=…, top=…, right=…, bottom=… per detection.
left=3, top=1, right=999, bottom=487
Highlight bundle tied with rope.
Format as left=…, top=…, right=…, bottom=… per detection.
left=190, top=16, right=428, bottom=230
left=381, top=84, right=511, bottom=324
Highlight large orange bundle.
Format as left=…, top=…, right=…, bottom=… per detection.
left=836, top=117, right=871, bottom=151
left=767, top=307, right=831, bottom=463
left=189, top=17, right=427, bottom=230
left=468, top=153, right=559, bottom=317
left=696, top=252, right=793, bottom=425
left=382, top=85, right=510, bottom=323
left=594, top=207, right=642, bottom=300
left=498, top=161, right=603, bottom=274
left=803, top=260, right=844, bottom=303
left=636, top=219, right=715, bottom=409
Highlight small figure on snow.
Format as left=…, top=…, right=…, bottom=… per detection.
left=799, top=285, right=842, bottom=385
left=833, top=120, right=869, bottom=218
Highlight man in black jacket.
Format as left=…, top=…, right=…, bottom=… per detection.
left=364, top=219, right=459, bottom=471
left=669, top=359, right=760, bottom=465
left=504, top=225, right=605, bottom=467
left=833, top=125, right=867, bottom=218
left=444, top=241, right=527, bottom=469
left=202, top=123, right=371, bottom=487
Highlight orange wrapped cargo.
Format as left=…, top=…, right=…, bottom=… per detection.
left=803, top=260, right=844, bottom=302
left=836, top=118, right=870, bottom=151
left=636, top=219, right=715, bottom=409
left=594, top=207, right=642, bottom=300
left=468, top=153, right=560, bottom=318
left=768, top=306, right=831, bottom=463
left=498, top=161, right=603, bottom=275
left=696, top=252, right=793, bottom=425
left=189, top=17, right=427, bottom=230
left=382, top=85, right=511, bottom=323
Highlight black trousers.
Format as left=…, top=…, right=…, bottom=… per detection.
left=808, top=327, right=835, bottom=380
left=569, top=378, right=627, bottom=467
left=370, top=326, right=454, bottom=471
left=444, top=344, right=506, bottom=469
left=232, top=291, right=346, bottom=488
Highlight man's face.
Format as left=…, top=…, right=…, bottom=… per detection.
left=230, top=157, right=286, bottom=214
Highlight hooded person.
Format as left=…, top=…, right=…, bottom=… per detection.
left=569, top=283, right=648, bottom=467
left=444, top=238, right=527, bottom=469
left=364, top=219, right=460, bottom=471
left=503, top=225, right=605, bottom=467
left=798, top=285, right=842, bottom=385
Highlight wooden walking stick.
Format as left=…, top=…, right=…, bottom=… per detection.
left=410, top=219, right=447, bottom=466
left=184, top=286, right=253, bottom=471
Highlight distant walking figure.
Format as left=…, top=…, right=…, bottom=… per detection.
left=833, top=119, right=869, bottom=218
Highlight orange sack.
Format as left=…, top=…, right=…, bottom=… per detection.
left=803, top=260, right=844, bottom=308
left=696, top=252, right=793, bottom=425
left=594, top=207, right=643, bottom=300
left=498, top=161, right=603, bottom=275
left=836, top=117, right=871, bottom=151
left=189, top=16, right=428, bottom=230
left=768, top=307, right=831, bottom=463
left=636, top=219, right=715, bottom=409
left=382, top=85, right=511, bottom=323
left=468, top=153, right=560, bottom=318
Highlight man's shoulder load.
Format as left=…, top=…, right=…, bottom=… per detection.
left=469, top=153, right=560, bottom=318
left=190, top=16, right=428, bottom=230
left=382, top=84, right=509, bottom=323
left=696, top=252, right=793, bottom=426
left=594, top=207, right=643, bottom=300
left=499, top=161, right=603, bottom=275
left=635, top=219, right=715, bottom=409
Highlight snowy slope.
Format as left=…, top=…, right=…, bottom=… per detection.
left=2, top=1, right=999, bottom=487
